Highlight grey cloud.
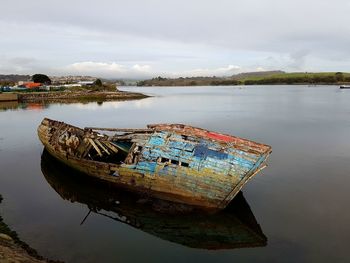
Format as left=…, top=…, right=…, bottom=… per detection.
left=0, top=56, right=40, bottom=74
left=7, top=57, right=37, bottom=66
left=1, top=0, right=350, bottom=77
left=288, top=50, right=310, bottom=70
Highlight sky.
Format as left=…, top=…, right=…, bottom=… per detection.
left=1, top=0, right=350, bottom=79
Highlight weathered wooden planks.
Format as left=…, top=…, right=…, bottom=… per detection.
left=37, top=118, right=271, bottom=210
left=148, top=124, right=271, bottom=155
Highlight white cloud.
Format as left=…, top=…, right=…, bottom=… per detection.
left=0, top=56, right=39, bottom=74
left=61, top=62, right=153, bottom=78
left=168, top=65, right=241, bottom=77
left=58, top=62, right=243, bottom=78
left=132, top=64, right=151, bottom=72
left=256, top=67, right=266, bottom=72
left=66, top=62, right=126, bottom=72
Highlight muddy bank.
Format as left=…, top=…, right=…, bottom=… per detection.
left=17, top=90, right=149, bottom=103
left=0, top=237, right=51, bottom=263
left=0, top=195, right=63, bottom=263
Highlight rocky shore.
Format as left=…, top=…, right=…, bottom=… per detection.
left=17, top=90, right=149, bottom=103
left=0, top=236, right=52, bottom=263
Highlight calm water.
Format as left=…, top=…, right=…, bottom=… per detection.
left=1, top=85, right=350, bottom=262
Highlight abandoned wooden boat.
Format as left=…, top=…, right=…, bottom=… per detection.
left=41, top=150, right=267, bottom=250
left=38, top=118, right=272, bottom=210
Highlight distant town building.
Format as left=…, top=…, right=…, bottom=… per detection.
left=63, top=84, right=82, bottom=88
left=25, top=83, right=42, bottom=89
left=18, top=81, right=33, bottom=85
left=49, top=75, right=97, bottom=85
left=16, top=81, right=42, bottom=89
left=78, top=81, right=94, bottom=86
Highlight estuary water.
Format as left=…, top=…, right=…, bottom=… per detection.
left=1, top=85, right=350, bottom=262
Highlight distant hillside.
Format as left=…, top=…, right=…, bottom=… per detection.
left=242, top=72, right=350, bottom=85
left=137, top=71, right=350, bottom=86
left=232, top=71, right=285, bottom=80
left=0, top=74, right=30, bottom=82
left=137, top=76, right=241, bottom=86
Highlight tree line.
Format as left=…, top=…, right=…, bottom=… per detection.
left=137, top=72, right=350, bottom=86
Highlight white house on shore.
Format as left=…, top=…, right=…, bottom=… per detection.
left=78, top=81, right=94, bottom=86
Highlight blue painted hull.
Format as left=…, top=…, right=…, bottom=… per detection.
left=38, top=119, right=272, bottom=209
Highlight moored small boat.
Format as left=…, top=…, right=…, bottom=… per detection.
left=37, top=118, right=271, bottom=210
left=340, top=85, right=350, bottom=89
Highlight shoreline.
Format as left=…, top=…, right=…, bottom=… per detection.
left=137, top=83, right=350, bottom=87
left=16, top=90, right=149, bottom=103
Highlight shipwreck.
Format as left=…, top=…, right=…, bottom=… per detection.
left=38, top=118, right=272, bottom=210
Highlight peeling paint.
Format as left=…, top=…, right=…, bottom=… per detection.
left=38, top=119, right=272, bottom=210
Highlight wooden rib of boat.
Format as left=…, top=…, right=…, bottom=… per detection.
left=37, top=118, right=272, bottom=210
left=41, top=150, right=268, bottom=250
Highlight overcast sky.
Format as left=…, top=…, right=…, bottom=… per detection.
left=1, top=0, right=350, bottom=78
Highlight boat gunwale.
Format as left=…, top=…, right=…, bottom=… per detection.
left=42, top=118, right=272, bottom=156
left=148, top=123, right=271, bottom=155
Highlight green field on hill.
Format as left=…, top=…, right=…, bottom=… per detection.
left=137, top=71, right=350, bottom=86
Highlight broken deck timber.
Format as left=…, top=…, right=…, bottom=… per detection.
left=37, top=118, right=272, bottom=210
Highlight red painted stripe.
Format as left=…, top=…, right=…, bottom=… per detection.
left=206, top=132, right=233, bottom=142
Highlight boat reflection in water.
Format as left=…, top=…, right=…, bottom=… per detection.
left=41, top=150, right=267, bottom=250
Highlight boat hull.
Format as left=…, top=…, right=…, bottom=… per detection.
left=38, top=118, right=271, bottom=210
